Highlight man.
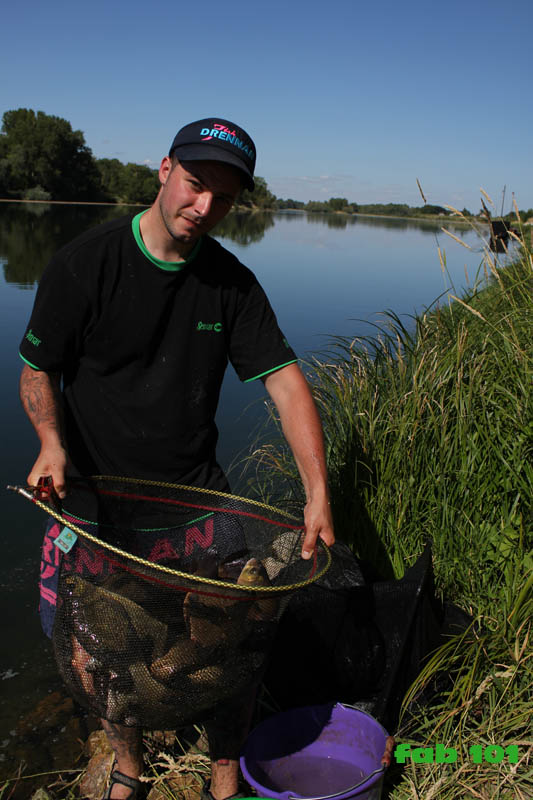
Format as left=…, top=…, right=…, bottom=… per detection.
left=20, top=118, right=334, bottom=800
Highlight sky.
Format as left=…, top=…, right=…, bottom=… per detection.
left=2, top=0, right=532, bottom=212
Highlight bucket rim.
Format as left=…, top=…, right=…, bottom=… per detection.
left=240, top=702, right=390, bottom=800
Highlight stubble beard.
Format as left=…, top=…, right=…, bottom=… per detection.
left=158, top=195, right=199, bottom=244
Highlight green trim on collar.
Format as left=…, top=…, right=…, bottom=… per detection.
left=244, top=359, right=298, bottom=383
left=131, top=211, right=202, bottom=271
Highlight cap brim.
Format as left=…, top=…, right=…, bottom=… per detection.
left=171, top=144, right=255, bottom=192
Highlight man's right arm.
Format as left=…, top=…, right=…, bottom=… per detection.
left=20, top=364, right=68, bottom=497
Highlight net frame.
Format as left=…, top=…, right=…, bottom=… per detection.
left=9, top=476, right=332, bottom=592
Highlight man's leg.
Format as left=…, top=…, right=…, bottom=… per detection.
left=204, top=684, right=257, bottom=800
left=101, top=719, right=143, bottom=799
left=209, top=760, right=241, bottom=800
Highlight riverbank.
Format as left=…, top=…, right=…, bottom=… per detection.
left=0, top=197, right=501, bottom=226
left=0, top=690, right=210, bottom=800
left=0, top=198, right=148, bottom=207
left=245, top=230, right=532, bottom=797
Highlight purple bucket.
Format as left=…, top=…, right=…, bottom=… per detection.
left=240, top=703, right=391, bottom=800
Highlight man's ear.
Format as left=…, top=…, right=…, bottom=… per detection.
left=159, top=156, right=173, bottom=185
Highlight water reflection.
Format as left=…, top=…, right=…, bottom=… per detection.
left=279, top=210, right=480, bottom=237
left=212, top=210, right=274, bottom=244
left=0, top=204, right=279, bottom=286
left=0, top=203, right=486, bottom=289
left=349, top=214, right=459, bottom=236
left=305, top=212, right=358, bottom=229
left=0, top=203, right=136, bottom=286
left=0, top=203, right=485, bottom=289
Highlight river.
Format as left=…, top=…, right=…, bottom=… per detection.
left=0, top=202, right=490, bottom=747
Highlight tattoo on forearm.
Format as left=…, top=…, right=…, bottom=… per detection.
left=20, top=367, right=64, bottom=435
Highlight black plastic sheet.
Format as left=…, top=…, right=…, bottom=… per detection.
left=264, top=542, right=471, bottom=732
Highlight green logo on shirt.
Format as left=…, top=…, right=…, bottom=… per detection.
left=25, top=329, right=41, bottom=347
left=197, top=321, right=222, bottom=332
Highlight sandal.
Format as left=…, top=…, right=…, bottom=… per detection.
left=201, top=778, right=248, bottom=800
left=103, top=769, right=146, bottom=799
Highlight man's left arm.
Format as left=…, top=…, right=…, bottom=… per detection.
left=263, top=362, right=335, bottom=559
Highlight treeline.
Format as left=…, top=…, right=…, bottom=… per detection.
left=275, top=196, right=533, bottom=222
left=0, top=109, right=275, bottom=208
left=281, top=197, right=452, bottom=217
left=2, top=110, right=532, bottom=221
left=0, top=109, right=157, bottom=204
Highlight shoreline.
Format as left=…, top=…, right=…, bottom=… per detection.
left=0, top=197, right=490, bottom=225
left=0, top=197, right=149, bottom=207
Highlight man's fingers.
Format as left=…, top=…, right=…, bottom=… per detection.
left=301, top=525, right=322, bottom=560
left=320, top=526, right=335, bottom=547
left=51, top=467, right=67, bottom=498
left=46, top=469, right=66, bottom=499
left=301, top=533, right=315, bottom=560
left=53, top=478, right=67, bottom=499
left=27, top=469, right=45, bottom=490
left=301, top=500, right=335, bottom=558
left=27, top=468, right=67, bottom=500
left=302, top=531, right=335, bottom=559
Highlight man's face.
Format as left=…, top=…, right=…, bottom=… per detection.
left=157, top=158, right=242, bottom=246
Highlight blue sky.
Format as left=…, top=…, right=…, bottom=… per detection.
left=3, top=0, right=532, bottom=212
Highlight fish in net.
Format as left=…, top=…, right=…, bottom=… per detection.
left=9, top=476, right=331, bottom=729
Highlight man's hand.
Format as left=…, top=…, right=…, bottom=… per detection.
left=20, top=364, right=68, bottom=498
left=27, top=443, right=68, bottom=499
left=301, top=493, right=335, bottom=560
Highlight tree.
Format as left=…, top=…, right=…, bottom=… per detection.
left=0, top=108, right=104, bottom=200
left=237, top=176, right=276, bottom=209
left=96, top=159, right=160, bottom=204
left=328, top=197, right=348, bottom=212
left=97, top=158, right=126, bottom=201
left=276, top=198, right=305, bottom=210
left=122, top=164, right=160, bottom=205
left=344, top=202, right=359, bottom=214
left=305, top=200, right=328, bottom=212
left=417, top=204, right=449, bottom=216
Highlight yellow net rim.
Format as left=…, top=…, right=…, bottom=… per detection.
left=12, top=477, right=332, bottom=593
left=96, top=475, right=303, bottom=522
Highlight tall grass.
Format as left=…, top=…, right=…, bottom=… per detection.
left=244, top=205, right=532, bottom=798
left=247, top=209, right=532, bottom=615
left=391, top=566, right=532, bottom=798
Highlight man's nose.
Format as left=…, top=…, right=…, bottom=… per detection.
left=194, top=192, right=214, bottom=217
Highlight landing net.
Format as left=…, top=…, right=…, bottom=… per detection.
left=9, top=476, right=330, bottom=729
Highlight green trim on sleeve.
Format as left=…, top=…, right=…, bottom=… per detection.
left=131, top=211, right=202, bottom=271
left=244, top=359, right=298, bottom=383
left=19, top=353, right=42, bottom=370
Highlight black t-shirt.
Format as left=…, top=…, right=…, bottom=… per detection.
left=20, top=213, right=297, bottom=488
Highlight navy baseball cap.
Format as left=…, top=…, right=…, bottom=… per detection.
left=169, top=118, right=256, bottom=191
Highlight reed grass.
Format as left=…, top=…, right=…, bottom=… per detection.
left=246, top=209, right=532, bottom=614
left=243, top=204, right=532, bottom=799
left=389, top=568, right=532, bottom=798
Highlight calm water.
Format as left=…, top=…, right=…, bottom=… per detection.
left=258, top=754, right=367, bottom=796
left=0, top=202, right=488, bottom=739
